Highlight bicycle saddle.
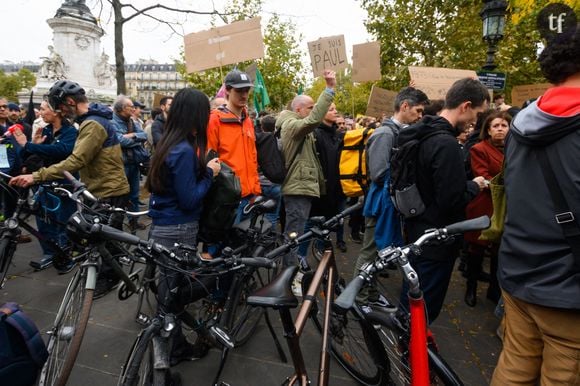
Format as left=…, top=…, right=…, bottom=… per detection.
left=247, top=266, right=299, bottom=309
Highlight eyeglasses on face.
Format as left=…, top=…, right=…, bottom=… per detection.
left=0, top=105, right=8, bottom=109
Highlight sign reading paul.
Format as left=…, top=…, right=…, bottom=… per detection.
left=308, top=35, right=348, bottom=77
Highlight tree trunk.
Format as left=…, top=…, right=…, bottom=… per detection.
left=113, top=0, right=126, bottom=95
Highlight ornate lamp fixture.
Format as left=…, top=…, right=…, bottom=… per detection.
left=480, top=0, right=508, bottom=71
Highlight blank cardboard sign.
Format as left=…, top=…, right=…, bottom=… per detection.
left=408, top=66, right=478, bottom=100
left=184, top=17, right=265, bottom=73
left=352, top=41, right=381, bottom=82
left=365, top=85, right=397, bottom=118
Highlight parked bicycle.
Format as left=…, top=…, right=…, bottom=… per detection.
left=112, top=225, right=276, bottom=386
left=245, top=202, right=389, bottom=386
left=38, top=171, right=150, bottom=386
left=335, top=216, right=491, bottom=386
left=123, top=195, right=284, bottom=386
left=0, top=173, right=77, bottom=288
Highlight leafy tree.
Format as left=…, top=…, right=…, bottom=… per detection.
left=305, top=70, right=372, bottom=117
left=361, top=0, right=487, bottom=92
left=360, top=0, right=577, bottom=104
left=510, top=0, right=579, bottom=24
left=0, top=69, right=36, bottom=101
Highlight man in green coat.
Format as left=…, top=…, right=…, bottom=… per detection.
left=275, top=69, right=336, bottom=268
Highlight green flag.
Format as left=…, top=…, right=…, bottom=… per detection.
left=253, top=68, right=270, bottom=112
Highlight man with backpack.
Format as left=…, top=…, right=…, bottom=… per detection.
left=353, top=87, right=430, bottom=308
left=395, top=78, right=488, bottom=324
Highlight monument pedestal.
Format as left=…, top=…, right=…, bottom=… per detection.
left=20, top=0, right=116, bottom=106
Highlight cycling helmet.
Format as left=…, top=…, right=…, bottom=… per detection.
left=48, top=80, right=85, bottom=110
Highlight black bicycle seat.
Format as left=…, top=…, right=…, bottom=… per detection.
left=247, top=266, right=299, bottom=309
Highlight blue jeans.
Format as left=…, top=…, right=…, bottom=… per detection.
left=36, top=189, right=76, bottom=256
left=150, top=222, right=200, bottom=314
left=124, top=163, right=141, bottom=212
left=260, top=184, right=281, bottom=228
left=398, top=255, right=456, bottom=324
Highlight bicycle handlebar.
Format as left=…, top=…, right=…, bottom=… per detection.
left=264, top=202, right=363, bottom=260
left=445, top=215, right=491, bottom=234
left=62, top=171, right=98, bottom=203
left=335, top=215, right=490, bottom=311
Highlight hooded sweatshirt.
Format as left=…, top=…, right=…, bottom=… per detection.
left=398, top=115, right=479, bottom=261
left=498, top=86, right=580, bottom=310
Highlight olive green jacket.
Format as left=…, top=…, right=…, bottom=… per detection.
left=33, top=119, right=129, bottom=199
left=277, top=90, right=334, bottom=197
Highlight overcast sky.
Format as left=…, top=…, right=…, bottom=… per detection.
left=4, top=0, right=371, bottom=72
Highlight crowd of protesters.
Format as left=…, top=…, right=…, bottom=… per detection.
left=0, top=22, right=578, bottom=384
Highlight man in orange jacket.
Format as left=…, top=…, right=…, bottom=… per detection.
left=207, top=70, right=261, bottom=221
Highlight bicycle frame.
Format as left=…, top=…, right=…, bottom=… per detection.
left=280, top=247, right=338, bottom=386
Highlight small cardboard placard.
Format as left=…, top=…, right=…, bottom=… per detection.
left=408, top=66, right=478, bottom=100
left=153, top=93, right=167, bottom=108
left=184, top=17, right=265, bottom=73
left=365, top=85, right=397, bottom=118
left=510, top=83, right=551, bottom=108
left=352, top=41, right=381, bottom=82
left=307, top=35, right=349, bottom=77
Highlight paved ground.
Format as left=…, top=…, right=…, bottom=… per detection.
left=2, top=227, right=502, bottom=386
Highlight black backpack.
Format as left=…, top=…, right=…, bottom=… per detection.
left=199, top=161, right=242, bottom=243
left=389, top=130, right=447, bottom=218
left=255, top=130, right=286, bottom=184
left=0, top=302, right=48, bottom=386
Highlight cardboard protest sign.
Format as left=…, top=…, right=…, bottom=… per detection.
left=352, top=41, right=381, bottom=82
left=307, top=35, right=348, bottom=77
left=365, top=85, right=397, bottom=118
left=408, top=66, right=478, bottom=100
left=511, top=83, right=551, bottom=107
left=183, top=17, right=265, bottom=73
left=153, top=93, right=167, bottom=108
left=244, top=62, right=258, bottom=84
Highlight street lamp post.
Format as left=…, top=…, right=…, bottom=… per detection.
left=480, top=0, right=508, bottom=71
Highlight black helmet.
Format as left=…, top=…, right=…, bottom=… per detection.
left=48, top=80, right=85, bottom=110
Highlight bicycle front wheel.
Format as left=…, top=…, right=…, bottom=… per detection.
left=39, top=266, right=94, bottom=386
left=222, top=268, right=265, bottom=346
left=119, top=321, right=164, bottom=386
left=304, top=273, right=388, bottom=386
left=0, top=236, right=16, bottom=288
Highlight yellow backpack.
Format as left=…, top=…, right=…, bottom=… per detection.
left=339, top=127, right=374, bottom=197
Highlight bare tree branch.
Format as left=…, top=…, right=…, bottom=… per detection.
left=122, top=3, right=233, bottom=24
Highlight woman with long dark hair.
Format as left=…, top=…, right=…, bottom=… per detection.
left=145, top=87, right=220, bottom=365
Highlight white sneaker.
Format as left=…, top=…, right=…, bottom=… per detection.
left=291, top=271, right=304, bottom=297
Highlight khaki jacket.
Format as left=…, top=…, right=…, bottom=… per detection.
left=277, top=91, right=333, bottom=197
left=34, top=119, right=129, bottom=199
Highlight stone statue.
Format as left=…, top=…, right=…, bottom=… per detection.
left=94, top=52, right=115, bottom=87
left=39, top=45, right=67, bottom=80
left=63, top=0, right=86, bottom=6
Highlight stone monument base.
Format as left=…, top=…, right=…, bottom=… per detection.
left=19, top=80, right=117, bottom=107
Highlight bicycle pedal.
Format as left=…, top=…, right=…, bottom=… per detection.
left=29, top=260, right=53, bottom=271
left=135, top=312, right=151, bottom=326
left=118, top=255, right=132, bottom=266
